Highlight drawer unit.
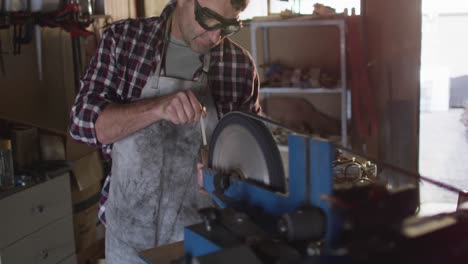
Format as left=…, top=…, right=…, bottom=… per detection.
left=0, top=174, right=72, bottom=248
left=0, top=215, right=75, bottom=264
left=0, top=172, right=76, bottom=263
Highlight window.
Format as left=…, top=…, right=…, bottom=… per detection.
left=240, top=0, right=361, bottom=20
left=240, top=1, right=268, bottom=20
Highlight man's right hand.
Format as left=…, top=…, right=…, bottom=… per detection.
left=95, top=89, right=203, bottom=144
left=157, top=90, right=202, bottom=124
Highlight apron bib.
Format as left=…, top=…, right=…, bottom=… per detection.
left=106, top=23, right=218, bottom=251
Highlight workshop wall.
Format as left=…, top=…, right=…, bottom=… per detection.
left=105, top=0, right=138, bottom=21
left=144, top=0, right=170, bottom=17
left=0, top=30, right=43, bottom=126
left=0, top=28, right=83, bottom=132
left=0, top=1, right=137, bottom=130
left=363, top=0, right=421, bottom=171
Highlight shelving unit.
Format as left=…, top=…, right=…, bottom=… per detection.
left=249, top=19, right=349, bottom=146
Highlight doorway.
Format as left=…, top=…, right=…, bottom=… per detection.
left=419, top=0, right=468, bottom=214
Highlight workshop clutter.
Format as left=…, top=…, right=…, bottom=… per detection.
left=262, top=63, right=339, bottom=89
left=0, top=118, right=105, bottom=256
left=41, top=130, right=105, bottom=255
left=0, top=1, right=95, bottom=36
left=0, top=125, right=42, bottom=188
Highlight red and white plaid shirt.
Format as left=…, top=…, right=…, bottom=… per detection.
left=69, top=1, right=261, bottom=224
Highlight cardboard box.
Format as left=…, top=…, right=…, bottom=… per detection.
left=72, top=182, right=102, bottom=252
left=66, top=134, right=98, bottom=162
left=71, top=151, right=104, bottom=191
left=39, top=133, right=66, bottom=161
left=69, top=149, right=104, bottom=253
left=0, top=115, right=98, bottom=161
left=37, top=127, right=105, bottom=191
left=67, top=150, right=104, bottom=259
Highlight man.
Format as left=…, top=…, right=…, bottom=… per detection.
left=69, top=0, right=260, bottom=263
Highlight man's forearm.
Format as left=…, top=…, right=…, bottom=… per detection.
left=95, top=90, right=203, bottom=144
left=95, top=98, right=163, bottom=144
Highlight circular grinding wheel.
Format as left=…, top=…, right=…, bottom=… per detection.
left=208, top=112, right=286, bottom=193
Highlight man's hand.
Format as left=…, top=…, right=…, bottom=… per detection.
left=95, top=89, right=203, bottom=144
left=157, top=90, right=202, bottom=124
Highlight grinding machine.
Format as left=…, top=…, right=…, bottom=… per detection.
left=149, top=112, right=468, bottom=263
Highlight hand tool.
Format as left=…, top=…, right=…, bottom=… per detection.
left=200, top=104, right=207, bottom=146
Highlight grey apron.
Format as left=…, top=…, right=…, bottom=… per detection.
left=105, top=22, right=217, bottom=264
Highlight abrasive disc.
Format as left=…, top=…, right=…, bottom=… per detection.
left=208, top=112, right=286, bottom=192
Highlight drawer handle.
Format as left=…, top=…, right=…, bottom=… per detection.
left=41, top=248, right=49, bottom=260
left=33, top=205, right=46, bottom=214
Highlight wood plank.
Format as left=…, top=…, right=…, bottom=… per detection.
left=140, top=241, right=185, bottom=264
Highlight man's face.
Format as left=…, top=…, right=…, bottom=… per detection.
left=177, top=0, right=242, bottom=54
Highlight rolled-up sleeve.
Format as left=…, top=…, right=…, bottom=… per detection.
left=69, top=26, right=120, bottom=148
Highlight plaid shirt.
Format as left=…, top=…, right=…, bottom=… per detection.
left=69, top=1, right=261, bottom=225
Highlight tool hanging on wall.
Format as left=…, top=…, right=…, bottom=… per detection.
left=34, top=24, right=42, bottom=80
left=1, top=3, right=93, bottom=81
left=36, top=3, right=93, bottom=36
left=39, top=2, right=93, bottom=88
left=10, top=12, right=39, bottom=78
left=10, top=12, right=33, bottom=55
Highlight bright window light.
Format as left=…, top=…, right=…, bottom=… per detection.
left=240, top=1, right=268, bottom=20
left=241, top=0, right=361, bottom=20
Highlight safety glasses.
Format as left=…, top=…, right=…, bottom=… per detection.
left=194, top=0, right=243, bottom=37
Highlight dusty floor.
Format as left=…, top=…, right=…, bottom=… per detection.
left=419, top=109, right=468, bottom=214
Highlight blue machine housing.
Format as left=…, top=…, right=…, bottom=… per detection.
left=184, top=134, right=341, bottom=257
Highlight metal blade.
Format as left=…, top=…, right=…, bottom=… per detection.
left=208, top=112, right=286, bottom=192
